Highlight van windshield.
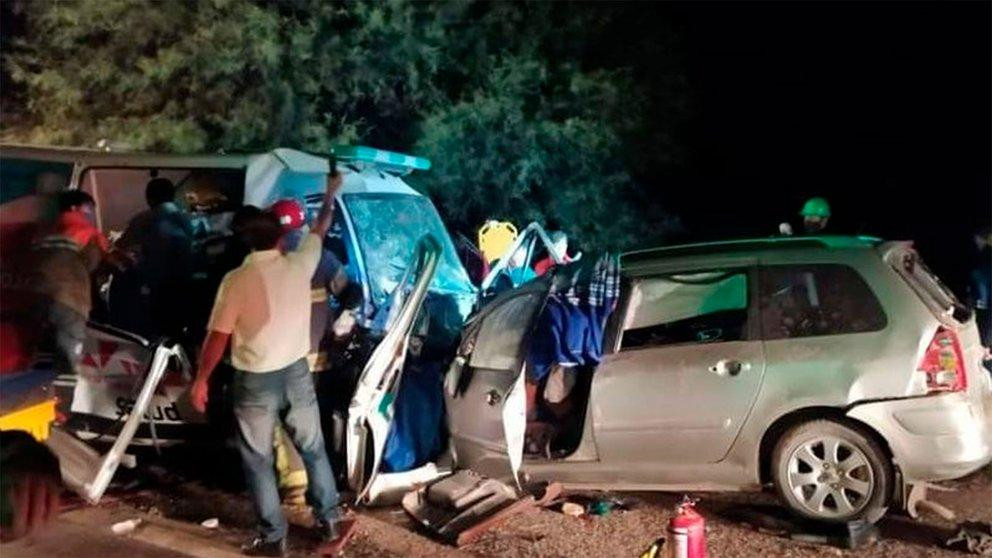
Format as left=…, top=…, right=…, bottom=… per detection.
left=345, top=193, right=475, bottom=303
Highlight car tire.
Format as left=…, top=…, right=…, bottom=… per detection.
left=771, top=419, right=892, bottom=523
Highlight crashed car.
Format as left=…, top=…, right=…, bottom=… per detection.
left=355, top=235, right=992, bottom=526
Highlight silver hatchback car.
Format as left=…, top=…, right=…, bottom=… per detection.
left=443, top=235, right=992, bottom=523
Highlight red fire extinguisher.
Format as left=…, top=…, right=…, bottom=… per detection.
left=667, top=496, right=707, bottom=558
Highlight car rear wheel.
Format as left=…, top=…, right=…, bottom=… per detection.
left=771, top=419, right=891, bottom=523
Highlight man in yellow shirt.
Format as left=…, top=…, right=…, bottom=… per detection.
left=190, top=171, right=344, bottom=557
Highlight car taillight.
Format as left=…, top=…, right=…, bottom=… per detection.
left=918, top=327, right=967, bottom=393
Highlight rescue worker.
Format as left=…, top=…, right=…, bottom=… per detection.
left=51, top=191, right=109, bottom=262
left=25, top=224, right=93, bottom=372
left=116, top=177, right=194, bottom=338
left=779, top=197, right=832, bottom=236
left=268, top=198, right=353, bottom=508
left=24, top=191, right=129, bottom=371
left=270, top=198, right=353, bottom=376
left=969, top=226, right=991, bottom=350
left=799, top=196, right=831, bottom=234
left=190, top=171, right=350, bottom=557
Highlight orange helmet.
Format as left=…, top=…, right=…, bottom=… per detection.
left=270, top=198, right=306, bottom=231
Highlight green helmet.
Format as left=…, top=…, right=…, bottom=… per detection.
left=799, top=197, right=831, bottom=218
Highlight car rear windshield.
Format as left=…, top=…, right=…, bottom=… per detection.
left=890, top=248, right=969, bottom=322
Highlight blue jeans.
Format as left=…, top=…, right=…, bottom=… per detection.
left=233, top=358, right=340, bottom=542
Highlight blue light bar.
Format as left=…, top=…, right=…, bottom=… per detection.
left=333, top=145, right=431, bottom=172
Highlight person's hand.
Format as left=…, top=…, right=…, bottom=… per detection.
left=0, top=470, right=60, bottom=542
left=190, top=377, right=209, bottom=414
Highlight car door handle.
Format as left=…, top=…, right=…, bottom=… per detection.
left=709, top=359, right=749, bottom=377
left=486, top=389, right=502, bottom=406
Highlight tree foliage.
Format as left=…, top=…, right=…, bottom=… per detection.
left=2, top=0, right=688, bottom=250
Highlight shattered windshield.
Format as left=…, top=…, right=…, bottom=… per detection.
left=345, top=193, right=475, bottom=305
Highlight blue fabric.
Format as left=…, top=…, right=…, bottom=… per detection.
left=527, top=297, right=604, bottom=382
left=526, top=253, right=621, bottom=382
left=232, top=359, right=341, bottom=542
left=382, top=359, right=447, bottom=473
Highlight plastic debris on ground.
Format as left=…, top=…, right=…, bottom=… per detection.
left=554, top=493, right=635, bottom=518
left=111, top=518, right=142, bottom=535
left=720, top=504, right=879, bottom=550
left=200, top=517, right=219, bottom=529
left=639, top=537, right=667, bottom=558
left=561, top=502, right=585, bottom=517
left=946, top=521, right=992, bottom=556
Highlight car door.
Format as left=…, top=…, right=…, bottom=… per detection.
left=444, top=280, right=551, bottom=485
left=591, top=263, right=766, bottom=465
left=346, top=235, right=440, bottom=502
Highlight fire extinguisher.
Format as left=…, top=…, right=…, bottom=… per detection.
left=667, top=496, right=707, bottom=558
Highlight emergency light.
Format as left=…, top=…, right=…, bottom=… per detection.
left=333, top=145, right=431, bottom=175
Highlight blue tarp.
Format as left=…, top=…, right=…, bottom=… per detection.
left=382, top=359, right=447, bottom=472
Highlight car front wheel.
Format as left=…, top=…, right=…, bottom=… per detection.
left=771, top=419, right=892, bottom=523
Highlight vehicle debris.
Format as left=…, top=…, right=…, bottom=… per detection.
left=111, top=518, right=142, bottom=535
left=402, top=470, right=537, bottom=546
left=945, top=521, right=992, bottom=556
left=720, top=504, right=879, bottom=550
left=561, top=502, right=585, bottom=517
left=46, top=340, right=187, bottom=504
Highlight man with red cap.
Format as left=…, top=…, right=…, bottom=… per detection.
left=190, top=171, right=352, bottom=557
left=268, top=197, right=354, bottom=514
left=269, top=198, right=353, bottom=372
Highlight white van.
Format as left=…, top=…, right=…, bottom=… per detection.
left=0, top=144, right=476, bottom=446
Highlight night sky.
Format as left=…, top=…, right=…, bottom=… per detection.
left=659, top=1, right=990, bottom=287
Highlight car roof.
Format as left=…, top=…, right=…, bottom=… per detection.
left=623, top=235, right=883, bottom=265
left=0, top=142, right=251, bottom=168
left=1, top=143, right=425, bottom=199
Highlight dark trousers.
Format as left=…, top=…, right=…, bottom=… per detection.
left=233, top=358, right=340, bottom=542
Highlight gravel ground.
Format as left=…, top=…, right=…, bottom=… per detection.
left=100, top=444, right=990, bottom=557
left=452, top=469, right=992, bottom=558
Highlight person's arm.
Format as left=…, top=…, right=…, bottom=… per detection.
left=190, top=330, right=230, bottom=414
left=190, top=273, right=239, bottom=413
left=311, top=168, right=343, bottom=240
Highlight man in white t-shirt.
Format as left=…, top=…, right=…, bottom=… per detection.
left=190, top=171, right=346, bottom=557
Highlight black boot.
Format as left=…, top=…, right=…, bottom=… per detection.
left=241, top=536, right=286, bottom=557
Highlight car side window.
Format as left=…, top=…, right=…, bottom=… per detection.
left=469, top=290, right=545, bottom=370
left=758, top=264, right=887, bottom=340
left=620, top=270, right=750, bottom=350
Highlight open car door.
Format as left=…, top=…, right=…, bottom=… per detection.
left=346, top=235, right=441, bottom=502
left=444, top=279, right=551, bottom=485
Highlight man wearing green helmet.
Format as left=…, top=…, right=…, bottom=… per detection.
left=799, top=196, right=831, bottom=234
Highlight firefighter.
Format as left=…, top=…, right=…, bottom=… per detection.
left=799, top=196, right=831, bottom=234
left=779, top=197, right=832, bottom=236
